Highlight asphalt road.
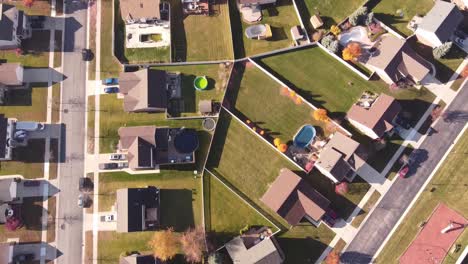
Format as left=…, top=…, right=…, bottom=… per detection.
left=55, top=0, right=88, bottom=263
left=341, top=82, right=468, bottom=264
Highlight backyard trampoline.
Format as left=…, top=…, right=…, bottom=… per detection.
left=245, top=24, right=272, bottom=40
left=293, top=125, right=316, bottom=148
left=194, top=76, right=208, bottom=90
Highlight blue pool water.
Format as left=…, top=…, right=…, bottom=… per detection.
left=293, top=125, right=316, bottom=148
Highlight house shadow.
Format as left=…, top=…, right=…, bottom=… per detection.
left=12, top=139, right=46, bottom=163
left=277, top=236, right=329, bottom=263
left=20, top=197, right=47, bottom=231
left=160, top=189, right=195, bottom=232
left=13, top=242, right=62, bottom=262
left=64, top=0, right=94, bottom=14
left=405, top=148, right=429, bottom=178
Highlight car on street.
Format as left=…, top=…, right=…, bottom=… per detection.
left=81, top=49, right=92, bottom=61
left=104, top=87, right=119, bottom=94
left=398, top=165, right=410, bottom=179
left=99, top=163, right=119, bottom=170
left=110, top=153, right=126, bottom=160
left=102, top=78, right=119, bottom=85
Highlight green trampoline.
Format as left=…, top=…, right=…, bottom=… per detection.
left=194, top=76, right=208, bottom=90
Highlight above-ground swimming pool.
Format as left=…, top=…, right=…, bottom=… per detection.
left=194, top=76, right=208, bottom=90
left=293, top=125, right=316, bottom=148
left=245, top=24, right=271, bottom=39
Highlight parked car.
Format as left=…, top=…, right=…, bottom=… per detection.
left=102, top=78, right=119, bottom=85
left=99, top=163, right=118, bottom=170
left=104, top=87, right=119, bottom=94
left=110, top=153, right=126, bottom=160
left=118, top=162, right=129, bottom=169
left=81, top=49, right=92, bottom=61
left=398, top=165, right=410, bottom=179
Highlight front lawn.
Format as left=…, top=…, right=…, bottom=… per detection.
left=351, top=190, right=381, bottom=228
left=0, top=31, right=51, bottom=68
left=98, top=231, right=156, bottom=264
left=170, top=0, right=234, bottom=61
left=152, top=63, right=231, bottom=117
left=257, top=46, right=436, bottom=123
left=203, top=172, right=278, bottom=247
left=225, top=62, right=330, bottom=143
left=0, top=85, right=48, bottom=122
left=0, top=139, right=45, bottom=179
left=372, top=0, right=434, bottom=37
left=230, top=0, right=301, bottom=58
left=377, top=131, right=468, bottom=263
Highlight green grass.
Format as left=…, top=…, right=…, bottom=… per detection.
left=87, top=96, right=95, bottom=154
left=4, top=0, right=51, bottom=16
left=88, top=2, right=97, bottom=80
left=170, top=0, right=234, bottom=61
left=450, top=76, right=465, bottom=91
left=230, top=0, right=301, bottom=58
left=204, top=172, right=278, bottom=247
left=53, top=30, right=62, bottom=68
left=51, top=83, right=61, bottom=123
left=258, top=46, right=436, bottom=122
left=124, top=47, right=171, bottom=64
left=0, top=31, right=50, bottom=68
left=351, top=190, right=381, bottom=228
left=151, top=63, right=231, bottom=117
left=98, top=231, right=158, bottom=264
left=0, top=85, right=48, bottom=122
left=101, top=0, right=122, bottom=79
left=377, top=131, right=468, bottom=264
left=228, top=63, right=330, bottom=142
left=302, top=0, right=366, bottom=29
left=372, top=0, right=434, bottom=37
left=99, top=94, right=207, bottom=153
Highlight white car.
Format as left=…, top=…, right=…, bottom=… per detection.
left=110, top=154, right=126, bottom=160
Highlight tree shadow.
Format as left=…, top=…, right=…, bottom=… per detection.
left=160, top=189, right=195, bottom=232
left=270, top=26, right=288, bottom=42
left=340, top=250, right=373, bottom=264
left=442, top=110, right=468, bottom=124
left=277, top=236, right=328, bottom=263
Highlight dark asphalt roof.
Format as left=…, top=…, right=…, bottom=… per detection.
left=0, top=4, right=15, bottom=41
left=117, top=187, right=160, bottom=233
left=147, top=69, right=168, bottom=110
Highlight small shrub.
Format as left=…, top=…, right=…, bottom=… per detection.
left=365, top=12, right=374, bottom=26
left=239, top=225, right=250, bottom=235
left=349, top=6, right=368, bottom=26
left=330, top=25, right=341, bottom=36
left=321, top=35, right=339, bottom=53
left=432, top=42, right=453, bottom=59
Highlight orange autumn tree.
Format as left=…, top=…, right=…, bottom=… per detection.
left=148, top=228, right=179, bottom=261
left=23, top=0, right=35, bottom=7
left=342, top=42, right=362, bottom=61
left=326, top=249, right=340, bottom=264
left=313, top=108, right=329, bottom=122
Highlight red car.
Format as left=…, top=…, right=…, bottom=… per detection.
left=398, top=165, right=410, bottom=179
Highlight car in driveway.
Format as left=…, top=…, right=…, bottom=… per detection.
left=110, top=153, right=126, bottom=160
left=104, top=87, right=119, bottom=94
left=99, top=163, right=119, bottom=170
left=102, top=78, right=119, bottom=85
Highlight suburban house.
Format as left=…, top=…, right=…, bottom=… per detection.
left=116, top=187, right=161, bottom=233
left=0, top=177, right=21, bottom=225
left=225, top=226, right=285, bottom=264
left=261, top=168, right=330, bottom=226
left=120, top=0, right=171, bottom=49
left=415, top=1, right=463, bottom=47
left=315, top=132, right=366, bottom=183
left=0, top=243, right=13, bottom=264
left=451, top=0, right=468, bottom=10
left=120, top=253, right=159, bottom=264
left=347, top=93, right=402, bottom=140
left=366, top=36, right=432, bottom=86
left=117, top=126, right=199, bottom=170
left=0, top=4, right=31, bottom=50
left=237, top=0, right=276, bottom=23
left=119, top=69, right=181, bottom=114
left=0, top=115, right=22, bottom=161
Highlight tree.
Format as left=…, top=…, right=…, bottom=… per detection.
left=180, top=226, right=206, bottom=263
left=461, top=66, right=468, bottom=78
left=433, top=42, right=452, bottom=59
left=335, top=182, right=349, bottom=195
left=365, top=12, right=374, bottom=26
left=313, top=108, right=329, bottom=122
left=148, top=228, right=179, bottom=261
left=208, top=252, right=224, bottom=264
left=342, top=42, right=361, bottom=61
left=23, top=0, right=35, bottom=7
left=326, top=249, right=340, bottom=264
left=330, top=25, right=341, bottom=36
left=321, top=35, right=339, bottom=53
left=349, top=6, right=368, bottom=26
left=5, top=216, right=22, bottom=231
left=431, top=105, right=443, bottom=120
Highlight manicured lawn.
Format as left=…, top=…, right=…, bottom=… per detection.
left=204, top=172, right=278, bottom=247
left=230, top=0, right=301, bottom=58
left=0, top=31, right=51, bottom=68
left=372, top=0, right=434, bottom=37
left=124, top=47, right=171, bottom=64
left=226, top=62, right=330, bottom=142
left=88, top=2, right=97, bottom=80
left=0, top=85, right=48, bottom=122
left=151, top=63, right=232, bottom=117
left=170, top=0, right=234, bottom=61
left=377, top=131, right=468, bottom=264
left=351, top=190, right=381, bottom=228
left=101, top=0, right=123, bottom=79
left=206, top=111, right=336, bottom=262
left=302, top=0, right=366, bottom=29
left=98, top=231, right=156, bottom=264
left=87, top=95, right=95, bottom=154
left=51, top=83, right=61, bottom=124
left=0, top=139, right=45, bottom=179
left=98, top=94, right=208, bottom=153
left=257, top=46, right=436, bottom=123
left=53, top=30, right=62, bottom=68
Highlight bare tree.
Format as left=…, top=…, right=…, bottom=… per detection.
left=180, top=226, right=206, bottom=263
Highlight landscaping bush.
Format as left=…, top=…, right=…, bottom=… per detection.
left=349, top=6, right=368, bottom=26
left=321, top=35, right=339, bottom=53
left=432, top=42, right=453, bottom=59
left=330, top=25, right=341, bottom=36
left=365, top=12, right=374, bottom=26
left=312, top=30, right=324, bottom=42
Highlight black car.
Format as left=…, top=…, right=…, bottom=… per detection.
left=81, top=49, right=92, bottom=61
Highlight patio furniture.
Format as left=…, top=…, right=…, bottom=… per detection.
left=245, top=24, right=272, bottom=40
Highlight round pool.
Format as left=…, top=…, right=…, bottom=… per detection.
left=194, top=76, right=208, bottom=90
left=293, top=125, right=316, bottom=148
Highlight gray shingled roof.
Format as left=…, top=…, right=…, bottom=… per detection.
left=418, top=1, right=463, bottom=43
left=0, top=4, right=15, bottom=41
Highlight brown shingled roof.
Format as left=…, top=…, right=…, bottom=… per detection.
left=261, top=168, right=330, bottom=225
left=347, top=94, right=402, bottom=138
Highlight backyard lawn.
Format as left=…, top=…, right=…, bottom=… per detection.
left=377, top=131, right=468, bottom=264
left=151, top=63, right=232, bottom=117
left=0, top=139, right=45, bottom=179
left=302, top=0, right=366, bottom=29
left=203, top=172, right=278, bottom=247
left=101, top=0, right=123, bottom=79
left=372, top=0, right=434, bottom=37
left=170, top=0, right=234, bottom=61
left=230, top=0, right=301, bottom=58
left=206, top=111, right=336, bottom=262
left=2, top=0, right=51, bottom=16
left=226, top=62, right=330, bottom=142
